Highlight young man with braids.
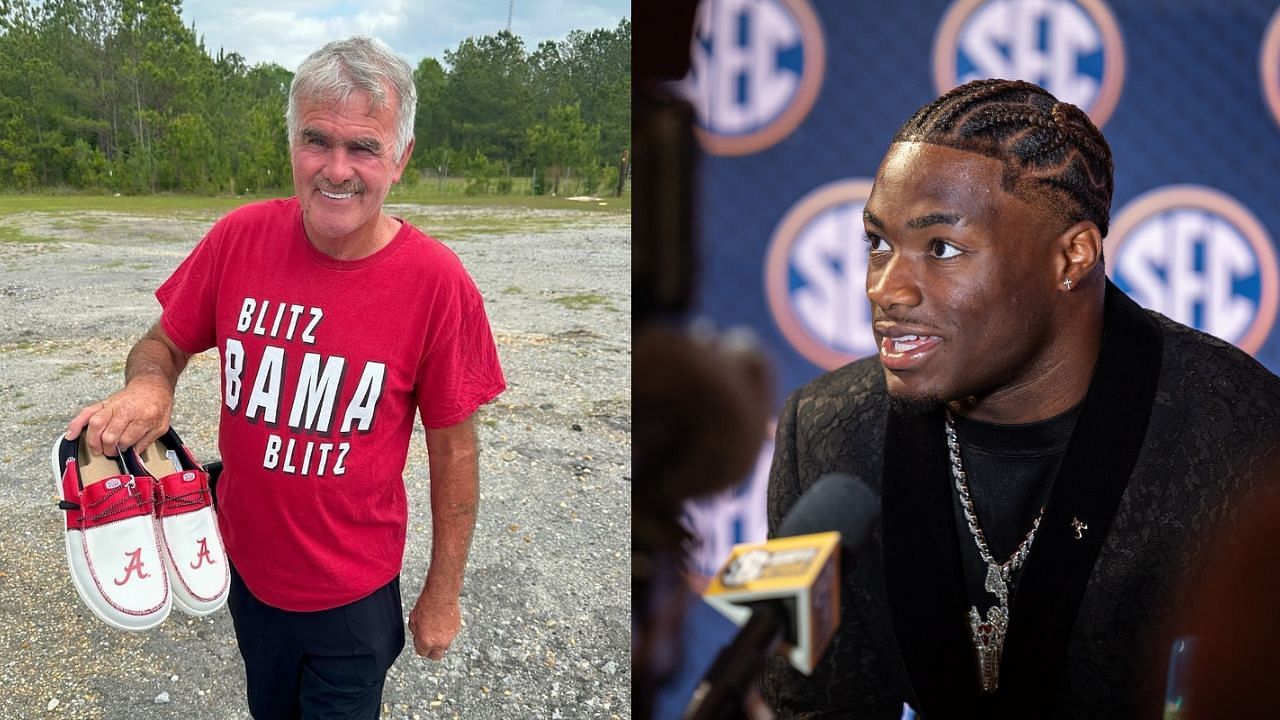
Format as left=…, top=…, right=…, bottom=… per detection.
left=763, top=78, right=1280, bottom=718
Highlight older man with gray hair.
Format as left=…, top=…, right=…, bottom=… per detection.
left=66, top=36, right=506, bottom=717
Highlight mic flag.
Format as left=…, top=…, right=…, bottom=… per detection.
left=683, top=475, right=877, bottom=719
left=702, top=530, right=841, bottom=675
left=701, top=472, right=878, bottom=674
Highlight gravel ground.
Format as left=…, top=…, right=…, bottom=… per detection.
left=0, top=202, right=631, bottom=719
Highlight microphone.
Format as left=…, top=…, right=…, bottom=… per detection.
left=685, top=473, right=880, bottom=719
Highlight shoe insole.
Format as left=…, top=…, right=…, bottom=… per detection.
left=76, top=438, right=125, bottom=487
left=137, top=437, right=183, bottom=475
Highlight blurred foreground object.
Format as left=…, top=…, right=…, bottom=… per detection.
left=633, top=4, right=776, bottom=716
left=1184, top=487, right=1280, bottom=719
left=634, top=324, right=773, bottom=719
left=635, top=325, right=773, bottom=555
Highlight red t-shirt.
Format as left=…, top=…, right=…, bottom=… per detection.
left=156, top=197, right=505, bottom=611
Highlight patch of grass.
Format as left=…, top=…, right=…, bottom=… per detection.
left=0, top=224, right=47, bottom=244
left=56, top=362, right=89, bottom=379
left=0, top=190, right=628, bottom=243
left=551, top=293, right=616, bottom=311
left=398, top=212, right=604, bottom=241
left=16, top=402, right=33, bottom=411
left=502, top=286, right=524, bottom=295
left=0, top=194, right=259, bottom=218
left=0, top=188, right=630, bottom=219
left=90, top=260, right=127, bottom=270
left=391, top=179, right=631, bottom=214
left=52, top=215, right=108, bottom=232
left=3, top=340, right=61, bottom=356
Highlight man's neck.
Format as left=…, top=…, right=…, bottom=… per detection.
left=306, top=214, right=401, bottom=261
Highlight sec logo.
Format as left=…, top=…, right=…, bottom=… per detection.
left=1107, top=186, right=1278, bottom=354
left=683, top=437, right=773, bottom=581
left=1261, top=5, right=1280, bottom=128
left=681, top=0, right=825, bottom=156
left=765, top=180, right=877, bottom=370
left=933, top=0, right=1125, bottom=128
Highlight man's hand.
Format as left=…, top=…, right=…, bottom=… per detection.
left=65, top=375, right=175, bottom=455
left=65, top=321, right=190, bottom=455
left=408, top=587, right=463, bottom=660
left=408, top=416, right=480, bottom=661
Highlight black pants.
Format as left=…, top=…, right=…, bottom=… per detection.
left=228, top=564, right=406, bottom=719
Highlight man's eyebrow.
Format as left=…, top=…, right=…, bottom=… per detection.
left=906, top=212, right=961, bottom=229
left=348, top=137, right=384, bottom=152
left=299, top=128, right=383, bottom=153
left=863, top=209, right=884, bottom=228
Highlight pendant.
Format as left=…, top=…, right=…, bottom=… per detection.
left=968, top=602, right=1009, bottom=693
left=983, top=561, right=1009, bottom=606
left=968, top=561, right=1011, bottom=693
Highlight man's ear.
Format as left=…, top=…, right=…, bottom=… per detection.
left=392, top=137, right=416, bottom=184
left=1057, top=221, right=1103, bottom=291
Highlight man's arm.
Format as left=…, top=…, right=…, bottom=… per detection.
left=408, top=414, right=480, bottom=660
left=65, top=320, right=192, bottom=454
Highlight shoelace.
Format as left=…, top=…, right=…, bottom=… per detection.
left=60, top=478, right=150, bottom=526
left=158, top=483, right=211, bottom=514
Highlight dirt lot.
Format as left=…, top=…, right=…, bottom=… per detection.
left=0, top=202, right=631, bottom=719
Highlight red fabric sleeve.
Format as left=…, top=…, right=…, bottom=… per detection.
left=415, top=276, right=506, bottom=428
left=155, top=227, right=222, bottom=355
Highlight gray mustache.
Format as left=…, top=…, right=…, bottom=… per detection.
left=316, top=183, right=363, bottom=194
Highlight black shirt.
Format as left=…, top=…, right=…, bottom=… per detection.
left=950, top=406, right=1081, bottom=605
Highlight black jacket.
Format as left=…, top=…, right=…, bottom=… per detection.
left=763, top=282, right=1280, bottom=719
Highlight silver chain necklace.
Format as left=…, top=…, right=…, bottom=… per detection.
left=944, top=410, right=1046, bottom=694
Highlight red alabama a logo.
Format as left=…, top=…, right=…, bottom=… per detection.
left=114, top=548, right=151, bottom=586
left=190, top=537, right=217, bottom=570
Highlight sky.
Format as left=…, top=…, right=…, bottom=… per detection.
left=179, top=0, right=631, bottom=71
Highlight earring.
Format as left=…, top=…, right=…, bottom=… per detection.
left=1063, top=278, right=1073, bottom=291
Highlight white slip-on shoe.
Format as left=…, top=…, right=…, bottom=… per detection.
left=53, top=435, right=171, bottom=632
left=129, top=428, right=229, bottom=617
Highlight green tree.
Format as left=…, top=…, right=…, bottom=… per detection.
left=441, top=31, right=533, bottom=165
left=67, top=137, right=110, bottom=188
left=114, top=0, right=213, bottom=190
left=412, top=56, right=448, bottom=172
left=526, top=102, right=598, bottom=196
left=557, top=19, right=630, bottom=166
left=524, top=19, right=630, bottom=193
left=528, top=40, right=570, bottom=111
left=0, top=2, right=629, bottom=196
left=158, top=111, right=219, bottom=191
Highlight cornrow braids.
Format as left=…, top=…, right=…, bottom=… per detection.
left=893, top=78, right=1115, bottom=236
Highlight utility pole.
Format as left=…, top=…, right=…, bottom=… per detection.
left=506, top=0, right=514, bottom=33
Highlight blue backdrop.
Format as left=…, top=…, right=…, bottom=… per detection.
left=678, top=0, right=1280, bottom=577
